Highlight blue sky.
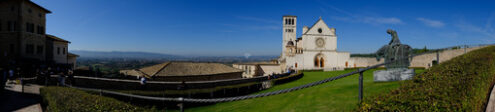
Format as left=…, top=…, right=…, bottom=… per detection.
left=32, top=0, right=495, bottom=56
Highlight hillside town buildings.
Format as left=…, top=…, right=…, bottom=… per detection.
left=0, top=0, right=77, bottom=70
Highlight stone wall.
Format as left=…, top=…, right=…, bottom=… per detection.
left=348, top=57, right=384, bottom=68
left=260, top=64, right=282, bottom=76
left=349, top=46, right=487, bottom=68
left=234, top=64, right=283, bottom=77
left=410, top=46, right=485, bottom=68
left=232, top=64, right=257, bottom=78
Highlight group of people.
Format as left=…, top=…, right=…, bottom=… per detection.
left=0, top=65, right=74, bottom=91
left=267, top=66, right=296, bottom=80
left=33, top=67, right=74, bottom=86
left=0, top=68, right=16, bottom=93
left=1, top=67, right=20, bottom=84
left=40, top=67, right=74, bottom=86
left=136, top=75, right=147, bottom=90
left=286, top=66, right=296, bottom=74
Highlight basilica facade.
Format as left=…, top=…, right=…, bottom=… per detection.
left=279, top=15, right=350, bottom=71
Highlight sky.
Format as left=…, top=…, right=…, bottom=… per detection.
left=32, top=0, right=495, bottom=56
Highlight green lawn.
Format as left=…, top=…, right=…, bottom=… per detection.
left=182, top=69, right=424, bottom=112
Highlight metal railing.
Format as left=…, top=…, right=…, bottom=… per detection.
left=64, top=44, right=492, bottom=111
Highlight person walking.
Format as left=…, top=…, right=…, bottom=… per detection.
left=39, top=68, right=45, bottom=85
left=58, top=72, right=66, bottom=86
left=140, top=77, right=147, bottom=90
left=68, top=69, right=74, bottom=85
left=177, top=81, right=187, bottom=90
left=8, top=68, right=14, bottom=84
left=43, top=69, right=49, bottom=86
left=35, top=68, right=41, bottom=84
left=140, top=77, right=147, bottom=85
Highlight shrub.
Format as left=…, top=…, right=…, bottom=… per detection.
left=272, top=72, right=304, bottom=85
left=40, top=86, right=156, bottom=112
left=115, top=82, right=260, bottom=96
left=359, top=46, right=495, bottom=111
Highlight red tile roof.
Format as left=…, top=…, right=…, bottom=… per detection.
left=46, top=34, right=70, bottom=43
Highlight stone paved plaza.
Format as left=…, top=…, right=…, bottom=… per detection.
left=1, top=81, right=43, bottom=112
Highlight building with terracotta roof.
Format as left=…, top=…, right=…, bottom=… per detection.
left=0, top=0, right=77, bottom=69
left=120, top=62, right=244, bottom=81
left=67, top=52, right=79, bottom=69
left=45, top=34, right=75, bottom=66
left=232, top=61, right=282, bottom=78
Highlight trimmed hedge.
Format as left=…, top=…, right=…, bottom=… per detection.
left=359, top=46, right=495, bottom=111
left=273, top=72, right=304, bottom=85
left=115, top=82, right=261, bottom=96
left=40, top=86, right=156, bottom=112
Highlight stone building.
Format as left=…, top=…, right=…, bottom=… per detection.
left=120, top=62, right=244, bottom=81
left=46, top=35, right=69, bottom=64
left=232, top=62, right=282, bottom=78
left=0, top=0, right=77, bottom=70
left=279, top=15, right=350, bottom=71
left=68, top=53, right=79, bottom=69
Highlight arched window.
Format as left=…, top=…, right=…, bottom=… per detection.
left=286, top=41, right=294, bottom=46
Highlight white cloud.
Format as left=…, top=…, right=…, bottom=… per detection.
left=417, top=18, right=445, bottom=28
left=329, top=16, right=403, bottom=25
left=363, top=17, right=403, bottom=25
left=454, top=14, right=495, bottom=39
left=319, top=1, right=403, bottom=25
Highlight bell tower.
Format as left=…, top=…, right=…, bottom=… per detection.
left=282, top=15, right=297, bottom=57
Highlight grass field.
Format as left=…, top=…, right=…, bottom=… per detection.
left=181, top=69, right=424, bottom=112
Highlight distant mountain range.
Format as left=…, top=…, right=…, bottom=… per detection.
left=70, top=50, right=279, bottom=63
left=70, top=50, right=183, bottom=59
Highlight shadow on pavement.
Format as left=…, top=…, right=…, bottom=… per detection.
left=0, top=89, right=41, bottom=112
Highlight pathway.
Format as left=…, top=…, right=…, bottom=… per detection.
left=0, top=81, right=43, bottom=112
left=486, top=84, right=495, bottom=112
